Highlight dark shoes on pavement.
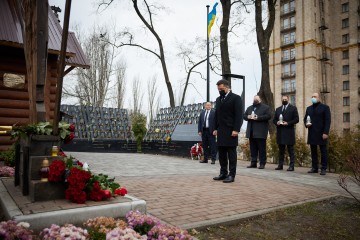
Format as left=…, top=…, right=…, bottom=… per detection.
left=213, top=174, right=227, bottom=180
left=320, top=169, right=326, bottom=175
left=247, top=164, right=257, bottom=168
left=275, top=166, right=283, bottom=170
left=211, top=160, right=216, bottom=164
left=258, top=164, right=265, bottom=169
left=199, top=160, right=208, bottom=163
left=308, top=168, right=318, bottom=173
left=287, top=167, right=294, bottom=171
left=223, top=176, right=235, bottom=183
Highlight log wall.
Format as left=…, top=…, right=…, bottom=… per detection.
left=0, top=46, right=58, bottom=151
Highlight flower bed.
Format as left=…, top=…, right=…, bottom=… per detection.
left=0, top=166, right=15, bottom=177
left=0, top=211, right=193, bottom=239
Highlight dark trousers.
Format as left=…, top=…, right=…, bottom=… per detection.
left=218, top=146, right=237, bottom=177
left=202, top=128, right=217, bottom=161
left=250, top=138, right=267, bottom=165
left=310, top=144, right=328, bottom=170
left=278, top=144, right=295, bottom=167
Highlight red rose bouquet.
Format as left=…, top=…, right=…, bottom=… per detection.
left=48, top=160, right=66, bottom=182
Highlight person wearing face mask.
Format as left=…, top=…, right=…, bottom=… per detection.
left=304, top=92, right=331, bottom=175
left=212, top=79, right=243, bottom=183
left=273, top=95, right=299, bottom=171
left=244, top=95, right=272, bottom=169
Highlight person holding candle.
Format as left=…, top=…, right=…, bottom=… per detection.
left=273, top=95, right=299, bottom=171
left=304, top=93, right=331, bottom=175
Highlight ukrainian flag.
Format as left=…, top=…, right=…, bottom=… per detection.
left=207, top=2, right=219, bottom=37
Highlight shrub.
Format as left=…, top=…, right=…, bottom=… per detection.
left=239, top=141, right=250, bottom=161
left=131, top=112, right=147, bottom=152
left=266, top=135, right=279, bottom=164
left=294, top=136, right=311, bottom=167
left=0, top=144, right=15, bottom=167
left=328, top=126, right=360, bottom=172
left=338, top=148, right=360, bottom=204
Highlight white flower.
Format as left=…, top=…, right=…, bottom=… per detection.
left=83, top=162, right=90, bottom=171
left=17, top=222, right=30, bottom=228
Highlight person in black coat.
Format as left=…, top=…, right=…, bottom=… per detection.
left=244, top=95, right=272, bottom=169
left=273, top=95, right=299, bottom=171
left=198, top=102, right=217, bottom=164
left=304, top=92, right=331, bottom=175
left=213, top=79, right=243, bottom=183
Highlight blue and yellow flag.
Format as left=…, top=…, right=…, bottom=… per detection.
left=207, top=2, right=218, bottom=37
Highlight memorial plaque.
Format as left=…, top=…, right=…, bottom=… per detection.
left=171, top=124, right=201, bottom=141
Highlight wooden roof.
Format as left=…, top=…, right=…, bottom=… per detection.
left=0, top=0, right=90, bottom=69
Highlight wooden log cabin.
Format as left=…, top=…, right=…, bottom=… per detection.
left=0, top=0, right=90, bottom=151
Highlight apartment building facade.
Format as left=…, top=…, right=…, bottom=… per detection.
left=269, top=0, right=360, bottom=138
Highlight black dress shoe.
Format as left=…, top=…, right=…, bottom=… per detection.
left=320, top=169, right=326, bottom=175
left=199, top=160, right=208, bottom=163
left=308, top=168, right=318, bottom=173
left=275, top=166, right=283, bottom=170
left=223, top=176, right=234, bottom=183
left=211, top=160, right=215, bottom=164
left=213, top=175, right=227, bottom=180
left=247, top=164, right=257, bottom=168
left=258, top=165, right=265, bottom=169
left=287, top=167, right=294, bottom=171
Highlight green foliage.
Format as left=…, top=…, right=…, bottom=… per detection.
left=11, top=121, right=71, bottom=140
left=131, top=112, right=147, bottom=152
left=0, top=144, right=16, bottom=167
left=86, top=173, right=120, bottom=194
left=88, top=229, right=106, bottom=240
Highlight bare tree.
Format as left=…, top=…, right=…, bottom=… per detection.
left=255, top=0, right=277, bottom=134
left=131, top=76, right=144, bottom=114
left=147, top=75, right=158, bottom=124
left=115, top=61, right=126, bottom=109
left=98, top=0, right=175, bottom=108
left=63, top=26, right=118, bottom=107
left=177, top=38, right=221, bottom=106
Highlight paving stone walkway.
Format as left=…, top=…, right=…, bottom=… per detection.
left=65, top=152, right=359, bottom=229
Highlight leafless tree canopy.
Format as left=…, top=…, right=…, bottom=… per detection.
left=115, top=61, right=127, bottom=109
left=63, top=26, right=126, bottom=108
left=131, top=76, right=144, bottom=114
left=147, top=75, right=158, bottom=124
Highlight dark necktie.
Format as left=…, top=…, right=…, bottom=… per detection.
left=282, top=106, right=286, bottom=113
left=204, top=111, right=208, bottom=128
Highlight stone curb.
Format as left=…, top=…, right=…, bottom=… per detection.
left=181, top=194, right=338, bottom=230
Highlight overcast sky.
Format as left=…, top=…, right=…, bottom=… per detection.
left=49, top=0, right=261, bottom=114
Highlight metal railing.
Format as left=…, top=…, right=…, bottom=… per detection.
left=281, top=86, right=296, bottom=94
left=281, top=71, right=296, bottom=78
left=281, top=22, right=296, bottom=30
left=281, top=38, right=296, bottom=46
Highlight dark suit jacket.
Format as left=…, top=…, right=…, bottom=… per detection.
left=304, top=102, right=331, bottom=145
left=244, top=103, right=272, bottom=139
left=214, top=92, right=243, bottom=146
left=198, top=109, right=216, bottom=134
left=273, top=104, right=299, bottom=145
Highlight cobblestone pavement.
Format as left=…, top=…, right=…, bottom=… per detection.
left=66, top=152, right=358, bottom=229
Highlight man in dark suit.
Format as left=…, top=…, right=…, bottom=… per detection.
left=244, top=95, right=272, bottom=169
left=273, top=95, right=299, bottom=171
left=213, top=79, right=242, bottom=183
left=198, top=102, right=217, bottom=164
left=304, top=92, right=331, bottom=175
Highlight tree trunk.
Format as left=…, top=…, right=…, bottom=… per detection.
left=220, top=0, right=232, bottom=86
left=255, top=0, right=277, bottom=135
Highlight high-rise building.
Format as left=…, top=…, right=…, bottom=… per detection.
left=269, top=0, right=360, bottom=138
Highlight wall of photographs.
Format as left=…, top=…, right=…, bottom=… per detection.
left=60, top=105, right=131, bottom=140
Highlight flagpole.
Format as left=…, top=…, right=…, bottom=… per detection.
left=206, top=5, right=210, bottom=102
